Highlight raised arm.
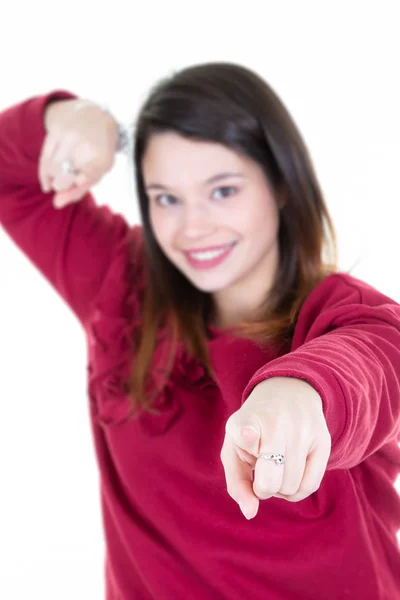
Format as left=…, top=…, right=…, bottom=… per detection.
left=0, top=90, right=135, bottom=326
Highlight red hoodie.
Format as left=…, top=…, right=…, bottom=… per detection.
left=1, top=90, right=400, bottom=600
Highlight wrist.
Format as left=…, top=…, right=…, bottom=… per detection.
left=72, top=100, right=130, bottom=154
left=97, top=103, right=130, bottom=154
left=44, top=97, right=131, bottom=154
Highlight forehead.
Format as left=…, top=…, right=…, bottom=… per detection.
left=142, top=132, right=251, bottom=187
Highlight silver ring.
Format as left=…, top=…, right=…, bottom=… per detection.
left=61, top=159, right=79, bottom=176
left=257, top=453, right=285, bottom=466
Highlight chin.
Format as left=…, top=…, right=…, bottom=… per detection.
left=185, top=273, right=232, bottom=293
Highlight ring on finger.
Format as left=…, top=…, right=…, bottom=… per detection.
left=257, top=453, right=285, bottom=466
left=61, top=159, right=80, bottom=176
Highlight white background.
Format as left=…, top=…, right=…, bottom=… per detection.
left=1, top=1, right=399, bottom=598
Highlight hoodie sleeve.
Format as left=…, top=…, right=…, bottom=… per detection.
left=0, top=90, right=132, bottom=326
left=241, top=273, right=400, bottom=470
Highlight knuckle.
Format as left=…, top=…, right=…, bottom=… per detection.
left=259, top=479, right=274, bottom=491
left=299, top=483, right=319, bottom=497
left=308, top=482, right=321, bottom=494
left=255, top=482, right=277, bottom=496
left=282, top=494, right=300, bottom=502
left=280, top=484, right=299, bottom=496
left=255, top=488, right=272, bottom=500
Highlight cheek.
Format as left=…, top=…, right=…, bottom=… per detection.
left=149, top=209, right=174, bottom=253
left=247, top=196, right=280, bottom=233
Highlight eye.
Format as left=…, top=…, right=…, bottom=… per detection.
left=153, top=186, right=237, bottom=207
left=212, top=186, right=237, bottom=200
left=154, top=194, right=178, bottom=207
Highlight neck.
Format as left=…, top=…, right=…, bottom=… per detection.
left=211, top=248, right=279, bottom=329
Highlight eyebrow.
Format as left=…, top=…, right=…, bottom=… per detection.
left=145, top=172, right=245, bottom=191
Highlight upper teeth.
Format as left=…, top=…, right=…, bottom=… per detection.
left=189, top=244, right=232, bottom=261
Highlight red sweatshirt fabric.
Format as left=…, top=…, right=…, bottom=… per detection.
left=1, top=90, right=400, bottom=600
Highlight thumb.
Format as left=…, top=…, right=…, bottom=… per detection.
left=235, top=423, right=261, bottom=456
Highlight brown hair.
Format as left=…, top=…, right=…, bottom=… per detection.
left=128, top=61, right=338, bottom=412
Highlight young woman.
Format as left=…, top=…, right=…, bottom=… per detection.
left=1, top=62, right=399, bottom=599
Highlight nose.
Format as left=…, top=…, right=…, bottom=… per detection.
left=180, top=203, right=216, bottom=238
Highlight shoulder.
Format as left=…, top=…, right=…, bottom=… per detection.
left=291, top=271, right=400, bottom=347
left=303, top=271, right=399, bottom=311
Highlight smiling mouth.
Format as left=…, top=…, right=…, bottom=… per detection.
left=183, top=241, right=237, bottom=269
left=183, top=241, right=237, bottom=259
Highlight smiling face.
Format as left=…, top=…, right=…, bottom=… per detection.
left=142, top=132, right=282, bottom=327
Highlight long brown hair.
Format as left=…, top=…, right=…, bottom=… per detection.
left=128, top=62, right=338, bottom=412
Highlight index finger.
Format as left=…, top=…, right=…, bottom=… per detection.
left=220, top=440, right=259, bottom=519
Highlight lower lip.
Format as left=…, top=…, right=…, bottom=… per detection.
left=184, top=243, right=236, bottom=270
